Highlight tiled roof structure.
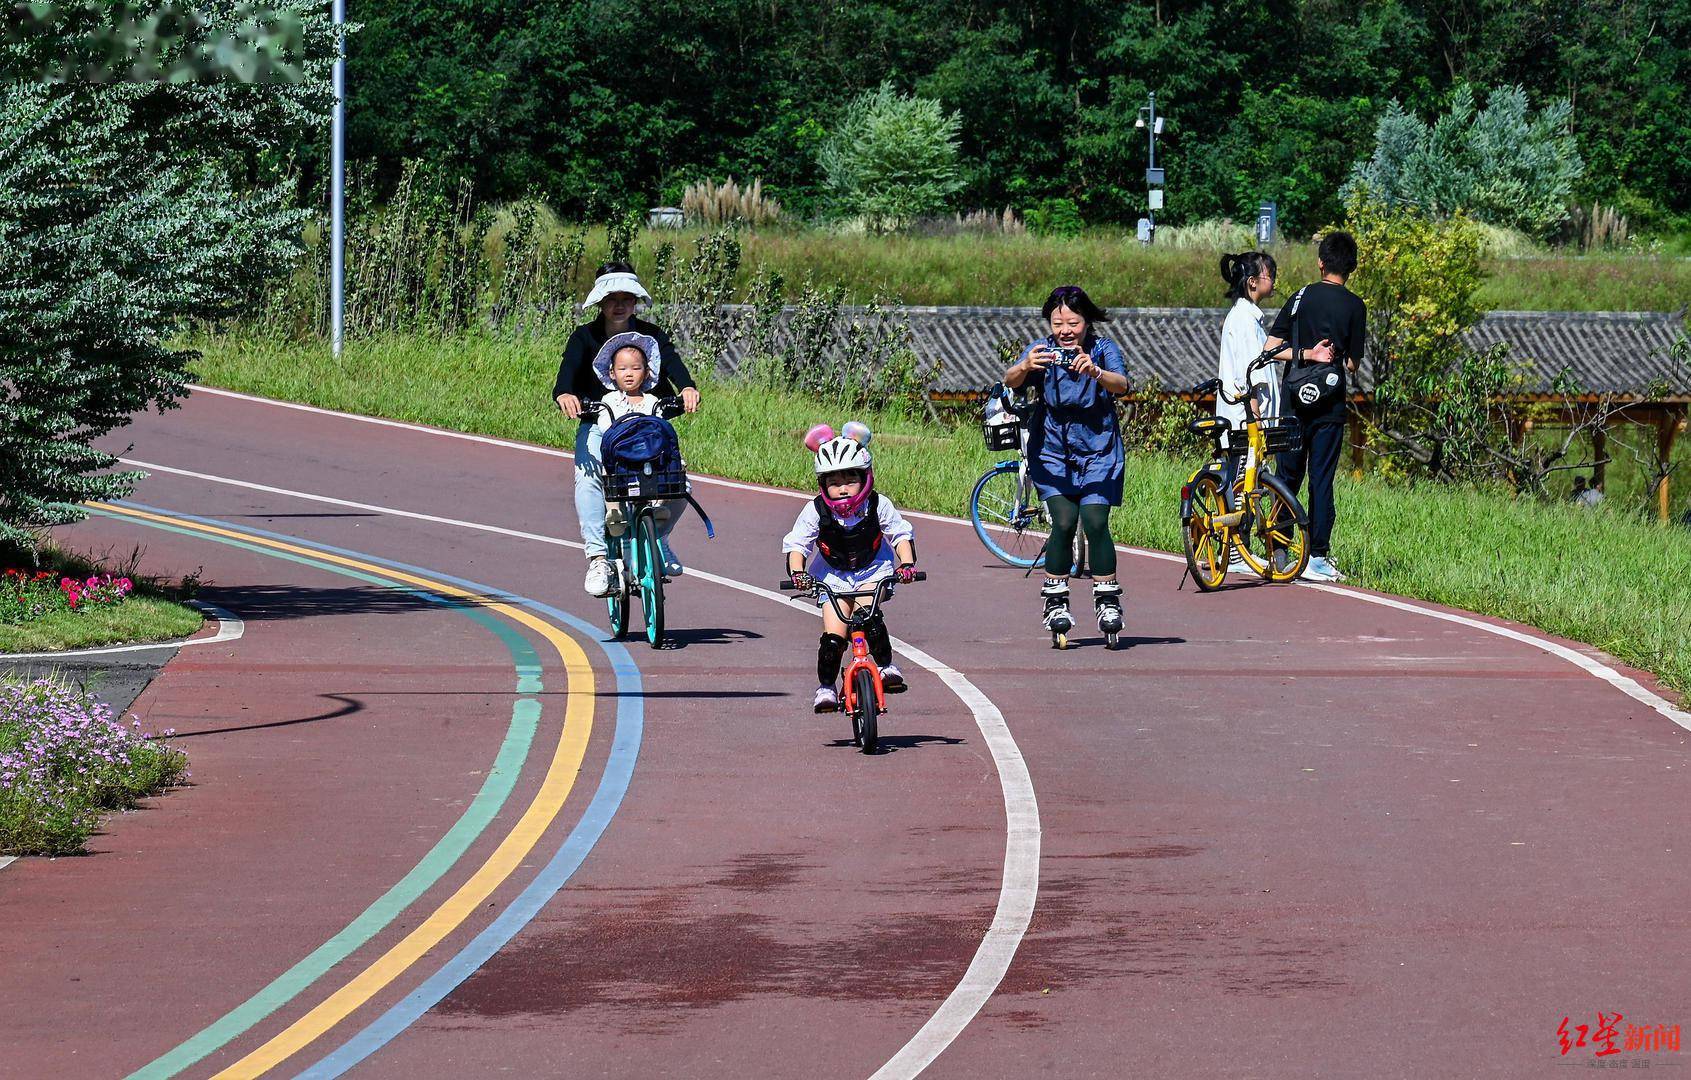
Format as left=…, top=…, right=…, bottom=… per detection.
left=675, top=305, right=1689, bottom=398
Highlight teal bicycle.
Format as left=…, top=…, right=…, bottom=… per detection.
left=587, top=397, right=710, bottom=649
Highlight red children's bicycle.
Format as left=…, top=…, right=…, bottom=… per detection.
left=781, top=572, right=925, bottom=754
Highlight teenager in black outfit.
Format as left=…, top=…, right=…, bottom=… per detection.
left=1262, top=231, right=1366, bottom=582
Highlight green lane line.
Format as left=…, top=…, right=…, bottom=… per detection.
left=93, top=509, right=547, bottom=1080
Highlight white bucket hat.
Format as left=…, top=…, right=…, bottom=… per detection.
left=583, top=270, right=652, bottom=309
left=593, top=331, right=663, bottom=392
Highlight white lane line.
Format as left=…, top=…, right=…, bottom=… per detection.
left=155, top=397, right=1691, bottom=725
left=1297, top=582, right=1691, bottom=731
left=183, top=384, right=973, bottom=525
left=111, top=459, right=1040, bottom=1079
left=0, top=602, right=244, bottom=661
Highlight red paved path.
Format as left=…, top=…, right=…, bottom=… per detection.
left=2, top=387, right=1687, bottom=1078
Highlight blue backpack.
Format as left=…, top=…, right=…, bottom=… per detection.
left=599, top=414, right=715, bottom=537
left=602, top=414, right=681, bottom=478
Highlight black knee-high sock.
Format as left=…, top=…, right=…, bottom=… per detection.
left=864, top=612, right=893, bottom=667
left=817, top=633, right=848, bottom=685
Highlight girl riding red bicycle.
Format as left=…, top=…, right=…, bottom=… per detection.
left=782, top=422, right=918, bottom=713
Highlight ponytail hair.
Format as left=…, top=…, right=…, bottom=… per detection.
left=1219, top=251, right=1277, bottom=302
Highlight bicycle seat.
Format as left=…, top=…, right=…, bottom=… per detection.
left=1186, top=416, right=1231, bottom=441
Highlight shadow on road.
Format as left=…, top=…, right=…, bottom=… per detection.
left=1111, top=634, right=1186, bottom=649
left=645, top=626, right=766, bottom=649
left=230, top=512, right=383, bottom=520
left=825, top=733, right=967, bottom=755
left=167, top=693, right=363, bottom=738
left=199, top=583, right=501, bottom=622
left=593, top=689, right=788, bottom=700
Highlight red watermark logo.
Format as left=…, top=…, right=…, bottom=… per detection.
left=1559, top=1014, right=1681, bottom=1061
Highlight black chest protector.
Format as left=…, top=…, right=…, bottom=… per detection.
left=814, top=492, right=884, bottom=571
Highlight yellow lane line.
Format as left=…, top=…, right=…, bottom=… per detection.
left=92, top=504, right=596, bottom=1078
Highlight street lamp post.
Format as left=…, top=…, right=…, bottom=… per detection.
left=330, top=0, right=345, bottom=358
left=1135, top=92, right=1165, bottom=244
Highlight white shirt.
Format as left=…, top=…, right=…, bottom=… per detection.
left=1216, top=298, right=1279, bottom=428
left=594, top=391, right=661, bottom=431
left=782, top=493, right=915, bottom=558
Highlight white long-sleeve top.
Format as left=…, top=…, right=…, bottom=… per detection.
left=1216, top=298, right=1280, bottom=427
left=594, top=391, right=662, bottom=430
left=781, top=493, right=915, bottom=561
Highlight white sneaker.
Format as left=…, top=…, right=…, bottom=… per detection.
left=881, top=664, right=906, bottom=693
left=1301, top=556, right=1345, bottom=582
left=584, top=557, right=613, bottom=597
left=813, top=685, right=839, bottom=713
left=1227, top=557, right=1250, bottom=575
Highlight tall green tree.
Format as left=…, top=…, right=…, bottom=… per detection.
left=0, top=3, right=334, bottom=546
left=333, top=0, right=1690, bottom=231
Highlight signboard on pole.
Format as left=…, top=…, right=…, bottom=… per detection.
left=1255, top=201, right=1277, bottom=246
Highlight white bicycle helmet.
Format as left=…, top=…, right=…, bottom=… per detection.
left=813, top=435, right=871, bottom=475
left=805, top=422, right=875, bottom=516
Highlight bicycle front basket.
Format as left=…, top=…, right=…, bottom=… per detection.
left=604, top=463, right=689, bottom=501
left=982, top=419, right=1022, bottom=451
left=1225, top=417, right=1303, bottom=456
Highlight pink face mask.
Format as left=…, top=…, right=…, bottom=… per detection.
left=821, top=468, right=874, bottom=518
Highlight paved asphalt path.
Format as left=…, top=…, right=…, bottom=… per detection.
left=3, top=387, right=1688, bottom=1079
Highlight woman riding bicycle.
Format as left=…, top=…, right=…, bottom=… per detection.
left=590, top=331, right=689, bottom=573
left=1002, top=284, right=1130, bottom=644
left=553, top=261, right=701, bottom=597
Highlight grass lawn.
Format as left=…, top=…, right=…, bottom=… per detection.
left=304, top=218, right=1691, bottom=313
left=1, top=546, right=205, bottom=654
left=194, top=332, right=1691, bottom=701
left=0, top=597, right=204, bottom=654
left=716, top=231, right=1691, bottom=312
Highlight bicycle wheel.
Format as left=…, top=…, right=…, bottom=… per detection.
left=853, top=667, right=879, bottom=754
left=605, top=550, right=629, bottom=639
left=636, top=509, right=665, bottom=648
left=1181, top=471, right=1229, bottom=592
left=1235, top=473, right=1310, bottom=583
left=970, top=464, right=1046, bottom=568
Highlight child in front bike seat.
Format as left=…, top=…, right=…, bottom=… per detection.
left=593, top=331, right=686, bottom=575
left=782, top=422, right=918, bottom=713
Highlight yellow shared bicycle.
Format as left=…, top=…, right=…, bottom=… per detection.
left=1179, top=354, right=1311, bottom=590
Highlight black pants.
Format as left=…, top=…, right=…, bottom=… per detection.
left=1044, top=496, right=1117, bottom=577
left=1276, top=420, right=1343, bottom=557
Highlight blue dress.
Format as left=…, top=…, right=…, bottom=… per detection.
left=1019, top=333, right=1128, bottom=506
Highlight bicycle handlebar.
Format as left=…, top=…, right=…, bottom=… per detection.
left=578, top=395, right=688, bottom=422
left=779, top=571, right=926, bottom=594
left=779, top=572, right=924, bottom=625
left=1195, top=352, right=1280, bottom=406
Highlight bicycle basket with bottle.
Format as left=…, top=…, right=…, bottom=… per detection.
left=601, top=414, right=689, bottom=500
left=981, top=383, right=1023, bottom=451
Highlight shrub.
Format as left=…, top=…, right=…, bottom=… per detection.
left=1156, top=217, right=1257, bottom=252
left=1345, top=85, right=1582, bottom=238
left=742, top=276, right=931, bottom=414
left=1346, top=196, right=1495, bottom=475
left=0, top=17, right=335, bottom=549
left=817, top=83, right=963, bottom=233
left=1570, top=202, right=1631, bottom=251
left=653, top=225, right=743, bottom=370
left=682, top=177, right=783, bottom=228
left=0, top=678, right=188, bottom=856
left=1024, top=197, right=1083, bottom=239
